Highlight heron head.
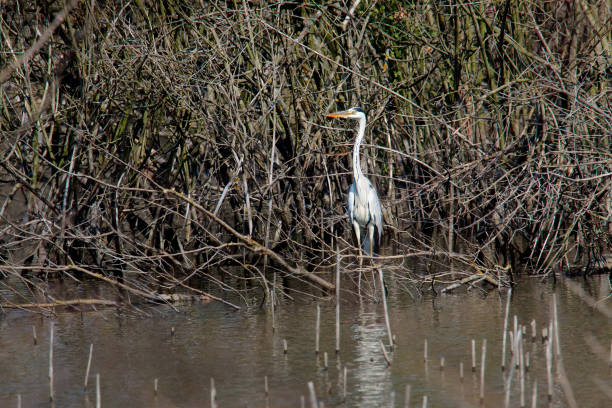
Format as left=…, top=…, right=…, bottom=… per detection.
left=327, top=107, right=365, bottom=120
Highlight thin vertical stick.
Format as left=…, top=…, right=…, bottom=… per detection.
left=49, top=323, right=54, bottom=402
left=520, top=336, right=525, bottom=407
left=211, top=378, right=217, bottom=408
left=242, top=173, right=253, bottom=237
left=440, top=356, right=445, bottom=370
left=504, top=348, right=517, bottom=408
left=60, top=145, right=76, bottom=244
left=460, top=361, right=464, bottom=382
left=422, top=395, right=428, bottom=408
left=307, top=381, right=318, bottom=408
left=480, top=339, right=487, bottom=402
left=32, top=326, right=37, bottom=345
left=95, top=373, right=101, bottom=408
left=335, top=247, right=340, bottom=353
left=546, top=337, right=553, bottom=401
left=424, top=339, right=428, bottom=362
left=17, top=394, right=21, bottom=408
left=343, top=366, right=347, bottom=400
left=514, top=315, right=519, bottom=362
left=471, top=339, right=476, bottom=372
left=515, top=327, right=520, bottom=369
left=323, top=352, right=328, bottom=370
left=502, top=288, right=511, bottom=371
left=501, top=329, right=507, bottom=371
left=548, top=319, right=553, bottom=348
left=84, top=343, right=93, bottom=390
left=379, top=269, right=393, bottom=349
left=448, top=181, right=455, bottom=279
left=315, top=304, right=320, bottom=355
left=380, top=339, right=392, bottom=366
left=552, top=295, right=561, bottom=357
left=271, top=288, right=275, bottom=333
left=154, top=378, right=158, bottom=396
left=518, top=329, right=524, bottom=362
left=264, top=375, right=269, bottom=396
left=513, top=314, right=518, bottom=335
left=530, top=319, right=536, bottom=342
left=404, top=384, right=411, bottom=408
left=263, top=108, right=276, bottom=274
left=531, top=379, right=537, bottom=408
left=283, top=339, right=288, bottom=354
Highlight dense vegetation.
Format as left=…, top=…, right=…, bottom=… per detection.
left=0, top=1, right=610, bottom=307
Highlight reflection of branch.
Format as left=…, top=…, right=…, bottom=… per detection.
left=563, top=279, right=612, bottom=319
left=1, top=264, right=167, bottom=304
left=164, top=189, right=335, bottom=292
left=592, top=377, right=612, bottom=400
left=68, top=264, right=163, bottom=300
left=0, top=263, right=240, bottom=309
left=168, top=276, right=241, bottom=310
left=1, top=299, right=118, bottom=309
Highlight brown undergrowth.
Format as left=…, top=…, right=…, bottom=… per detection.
left=0, top=1, right=610, bottom=309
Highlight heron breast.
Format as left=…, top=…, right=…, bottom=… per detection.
left=352, top=198, right=370, bottom=227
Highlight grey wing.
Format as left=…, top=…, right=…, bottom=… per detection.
left=367, top=182, right=383, bottom=243
left=347, top=183, right=356, bottom=225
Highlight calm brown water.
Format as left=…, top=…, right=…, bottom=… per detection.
left=0, top=275, right=610, bottom=407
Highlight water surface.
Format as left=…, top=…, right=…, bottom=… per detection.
left=0, top=275, right=610, bottom=407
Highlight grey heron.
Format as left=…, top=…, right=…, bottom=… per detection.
left=327, top=107, right=383, bottom=265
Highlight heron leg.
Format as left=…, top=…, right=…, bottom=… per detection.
left=368, top=224, right=376, bottom=290
left=352, top=220, right=363, bottom=293
left=368, top=224, right=375, bottom=258
left=353, top=220, right=363, bottom=266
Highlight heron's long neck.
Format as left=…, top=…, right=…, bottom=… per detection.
left=352, top=116, right=366, bottom=184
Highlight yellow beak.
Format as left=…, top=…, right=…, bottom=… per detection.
left=327, top=109, right=353, bottom=118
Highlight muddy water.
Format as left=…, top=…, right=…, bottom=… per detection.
left=0, top=276, right=610, bottom=408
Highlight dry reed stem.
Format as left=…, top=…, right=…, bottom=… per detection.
left=379, top=269, right=393, bottom=348
left=84, top=343, right=93, bottom=390
left=502, top=288, right=511, bottom=370
left=404, top=384, right=411, bottom=408
left=335, top=247, right=340, bottom=353
left=48, top=323, right=54, bottom=402
left=95, top=373, right=100, bottom=408
left=480, top=339, right=487, bottom=401
left=210, top=378, right=217, bottom=408
left=307, top=381, right=318, bottom=408
left=380, top=339, right=392, bottom=367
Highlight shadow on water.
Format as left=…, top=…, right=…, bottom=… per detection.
left=0, top=275, right=610, bottom=407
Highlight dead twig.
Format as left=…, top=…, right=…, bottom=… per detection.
left=164, top=189, right=335, bottom=292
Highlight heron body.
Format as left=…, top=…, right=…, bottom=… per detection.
left=327, top=107, right=383, bottom=259
left=348, top=173, right=382, bottom=256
